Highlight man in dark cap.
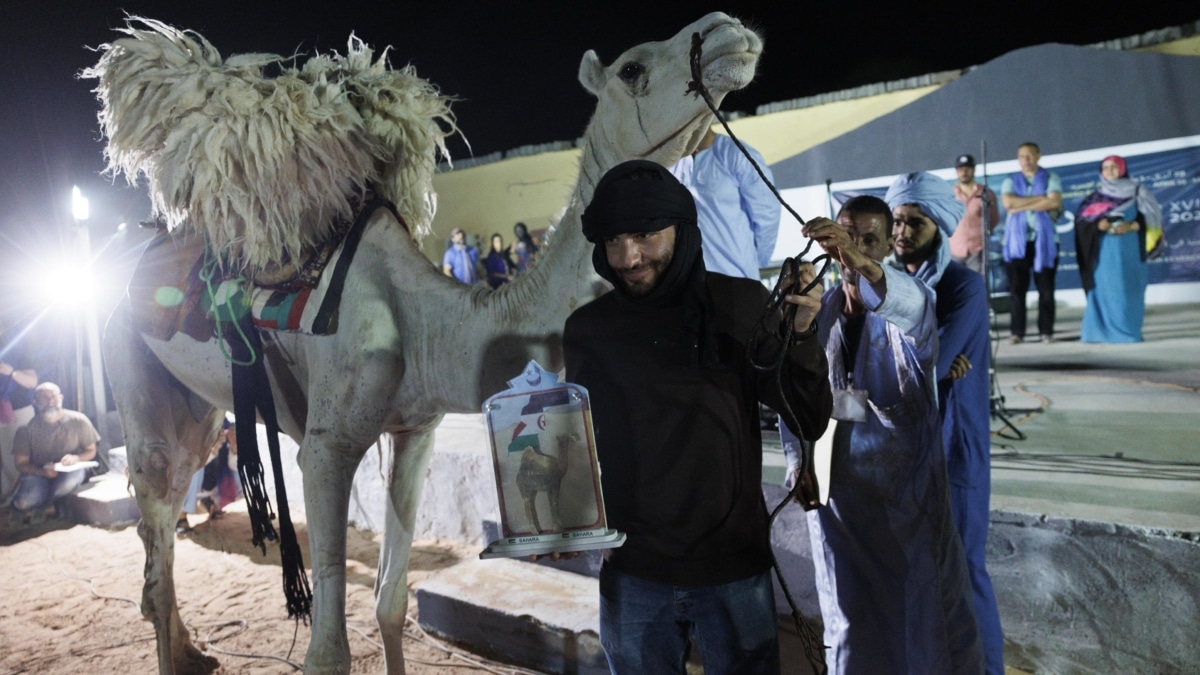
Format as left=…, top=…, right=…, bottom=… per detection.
left=949, top=154, right=999, bottom=276
left=564, top=159, right=832, bottom=674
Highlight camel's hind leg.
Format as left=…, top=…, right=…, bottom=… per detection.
left=547, top=484, right=563, bottom=531
left=106, top=301, right=223, bottom=674
left=374, top=420, right=439, bottom=674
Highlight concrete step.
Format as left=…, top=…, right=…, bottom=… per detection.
left=57, top=472, right=140, bottom=527
left=415, top=558, right=608, bottom=675
left=414, top=556, right=828, bottom=675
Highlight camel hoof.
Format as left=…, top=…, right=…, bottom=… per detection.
left=178, top=642, right=220, bottom=674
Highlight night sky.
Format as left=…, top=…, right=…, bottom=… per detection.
left=1, top=1, right=1197, bottom=288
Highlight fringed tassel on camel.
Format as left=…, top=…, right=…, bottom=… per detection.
left=225, top=313, right=313, bottom=620
left=83, top=16, right=458, bottom=275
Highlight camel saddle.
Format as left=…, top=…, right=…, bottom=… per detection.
left=128, top=199, right=398, bottom=341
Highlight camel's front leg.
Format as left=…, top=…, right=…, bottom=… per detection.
left=374, top=420, right=439, bottom=674
left=522, top=491, right=542, bottom=534
left=299, top=436, right=368, bottom=674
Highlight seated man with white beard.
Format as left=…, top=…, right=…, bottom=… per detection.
left=10, top=383, right=100, bottom=522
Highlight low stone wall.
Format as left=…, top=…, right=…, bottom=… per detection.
left=764, top=483, right=1200, bottom=673
left=989, top=511, right=1200, bottom=674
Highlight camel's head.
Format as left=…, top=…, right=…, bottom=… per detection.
left=578, top=12, right=762, bottom=167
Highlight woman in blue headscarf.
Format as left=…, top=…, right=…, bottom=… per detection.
left=1074, top=155, right=1162, bottom=343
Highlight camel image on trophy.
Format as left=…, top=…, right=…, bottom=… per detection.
left=516, top=431, right=580, bottom=533
left=481, top=361, right=623, bottom=559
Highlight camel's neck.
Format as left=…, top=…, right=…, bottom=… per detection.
left=492, top=115, right=635, bottom=312
left=410, top=122, right=624, bottom=411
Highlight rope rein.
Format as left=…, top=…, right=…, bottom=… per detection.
left=688, top=31, right=830, bottom=674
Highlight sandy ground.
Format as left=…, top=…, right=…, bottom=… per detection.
left=0, top=502, right=541, bottom=675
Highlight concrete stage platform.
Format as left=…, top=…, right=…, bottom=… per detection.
left=410, top=301, right=1199, bottom=674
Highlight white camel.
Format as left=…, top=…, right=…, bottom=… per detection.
left=94, top=12, right=761, bottom=674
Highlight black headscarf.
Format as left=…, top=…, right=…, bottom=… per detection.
left=581, top=160, right=718, bottom=366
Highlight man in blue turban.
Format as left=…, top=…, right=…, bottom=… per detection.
left=565, top=159, right=832, bottom=673
left=886, top=171, right=1004, bottom=675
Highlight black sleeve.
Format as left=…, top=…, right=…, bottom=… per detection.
left=764, top=336, right=832, bottom=444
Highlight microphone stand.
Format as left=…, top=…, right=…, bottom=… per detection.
left=980, top=140, right=1025, bottom=440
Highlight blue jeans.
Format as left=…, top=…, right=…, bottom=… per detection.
left=599, top=566, right=781, bottom=675
left=11, top=470, right=86, bottom=513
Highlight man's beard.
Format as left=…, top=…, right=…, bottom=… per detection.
left=36, top=403, right=61, bottom=420
left=617, top=255, right=672, bottom=296
left=894, top=236, right=938, bottom=267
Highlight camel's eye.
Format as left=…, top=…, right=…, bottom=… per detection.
left=618, top=62, right=645, bottom=82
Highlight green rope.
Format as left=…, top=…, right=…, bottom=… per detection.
left=199, top=243, right=257, bottom=367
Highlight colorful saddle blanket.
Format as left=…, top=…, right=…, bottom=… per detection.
left=129, top=200, right=398, bottom=340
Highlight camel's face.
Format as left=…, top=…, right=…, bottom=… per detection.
left=578, top=12, right=762, bottom=166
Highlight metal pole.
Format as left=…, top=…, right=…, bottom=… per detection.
left=981, top=141, right=1026, bottom=441
left=78, top=223, right=108, bottom=441
left=70, top=186, right=107, bottom=444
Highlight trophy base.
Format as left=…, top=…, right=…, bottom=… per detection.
left=480, top=528, right=625, bottom=560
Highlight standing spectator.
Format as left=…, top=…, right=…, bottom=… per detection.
left=511, top=222, right=540, bottom=273
left=670, top=127, right=786, bottom=442
left=1001, top=142, right=1062, bottom=343
left=442, top=227, right=482, bottom=284
left=1075, top=155, right=1161, bottom=343
left=669, top=127, right=780, bottom=279
left=565, top=160, right=831, bottom=673
left=798, top=195, right=982, bottom=675
left=485, top=233, right=516, bottom=289
left=949, top=154, right=1000, bottom=276
left=887, top=172, right=1004, bottom=675
left=1, top=329, right=39, bottom=505
left=11, top=383, right=100, bottom=522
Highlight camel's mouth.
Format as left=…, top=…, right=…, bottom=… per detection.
left=697, top=21, right=762, bottom=93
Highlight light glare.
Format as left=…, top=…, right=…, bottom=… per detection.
left=72, top=186, right=89, bottom=221
left=43, top=262, right=93, bottom=308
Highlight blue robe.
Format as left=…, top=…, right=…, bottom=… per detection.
left=808, top=264, right=983, bottom=674
left=1080, top=229, right=1147, bottom=343
left=933, top=260, right=1005, bottom=675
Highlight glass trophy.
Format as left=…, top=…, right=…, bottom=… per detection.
left=479, top=361, right=625, bottom=559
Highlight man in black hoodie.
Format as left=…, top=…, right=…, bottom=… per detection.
left=564, top=160, right=832, bottom=674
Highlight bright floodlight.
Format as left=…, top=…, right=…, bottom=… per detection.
left=44, top=261, right=93, bottom=308
left=72, top=185, right=89, bottom=221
